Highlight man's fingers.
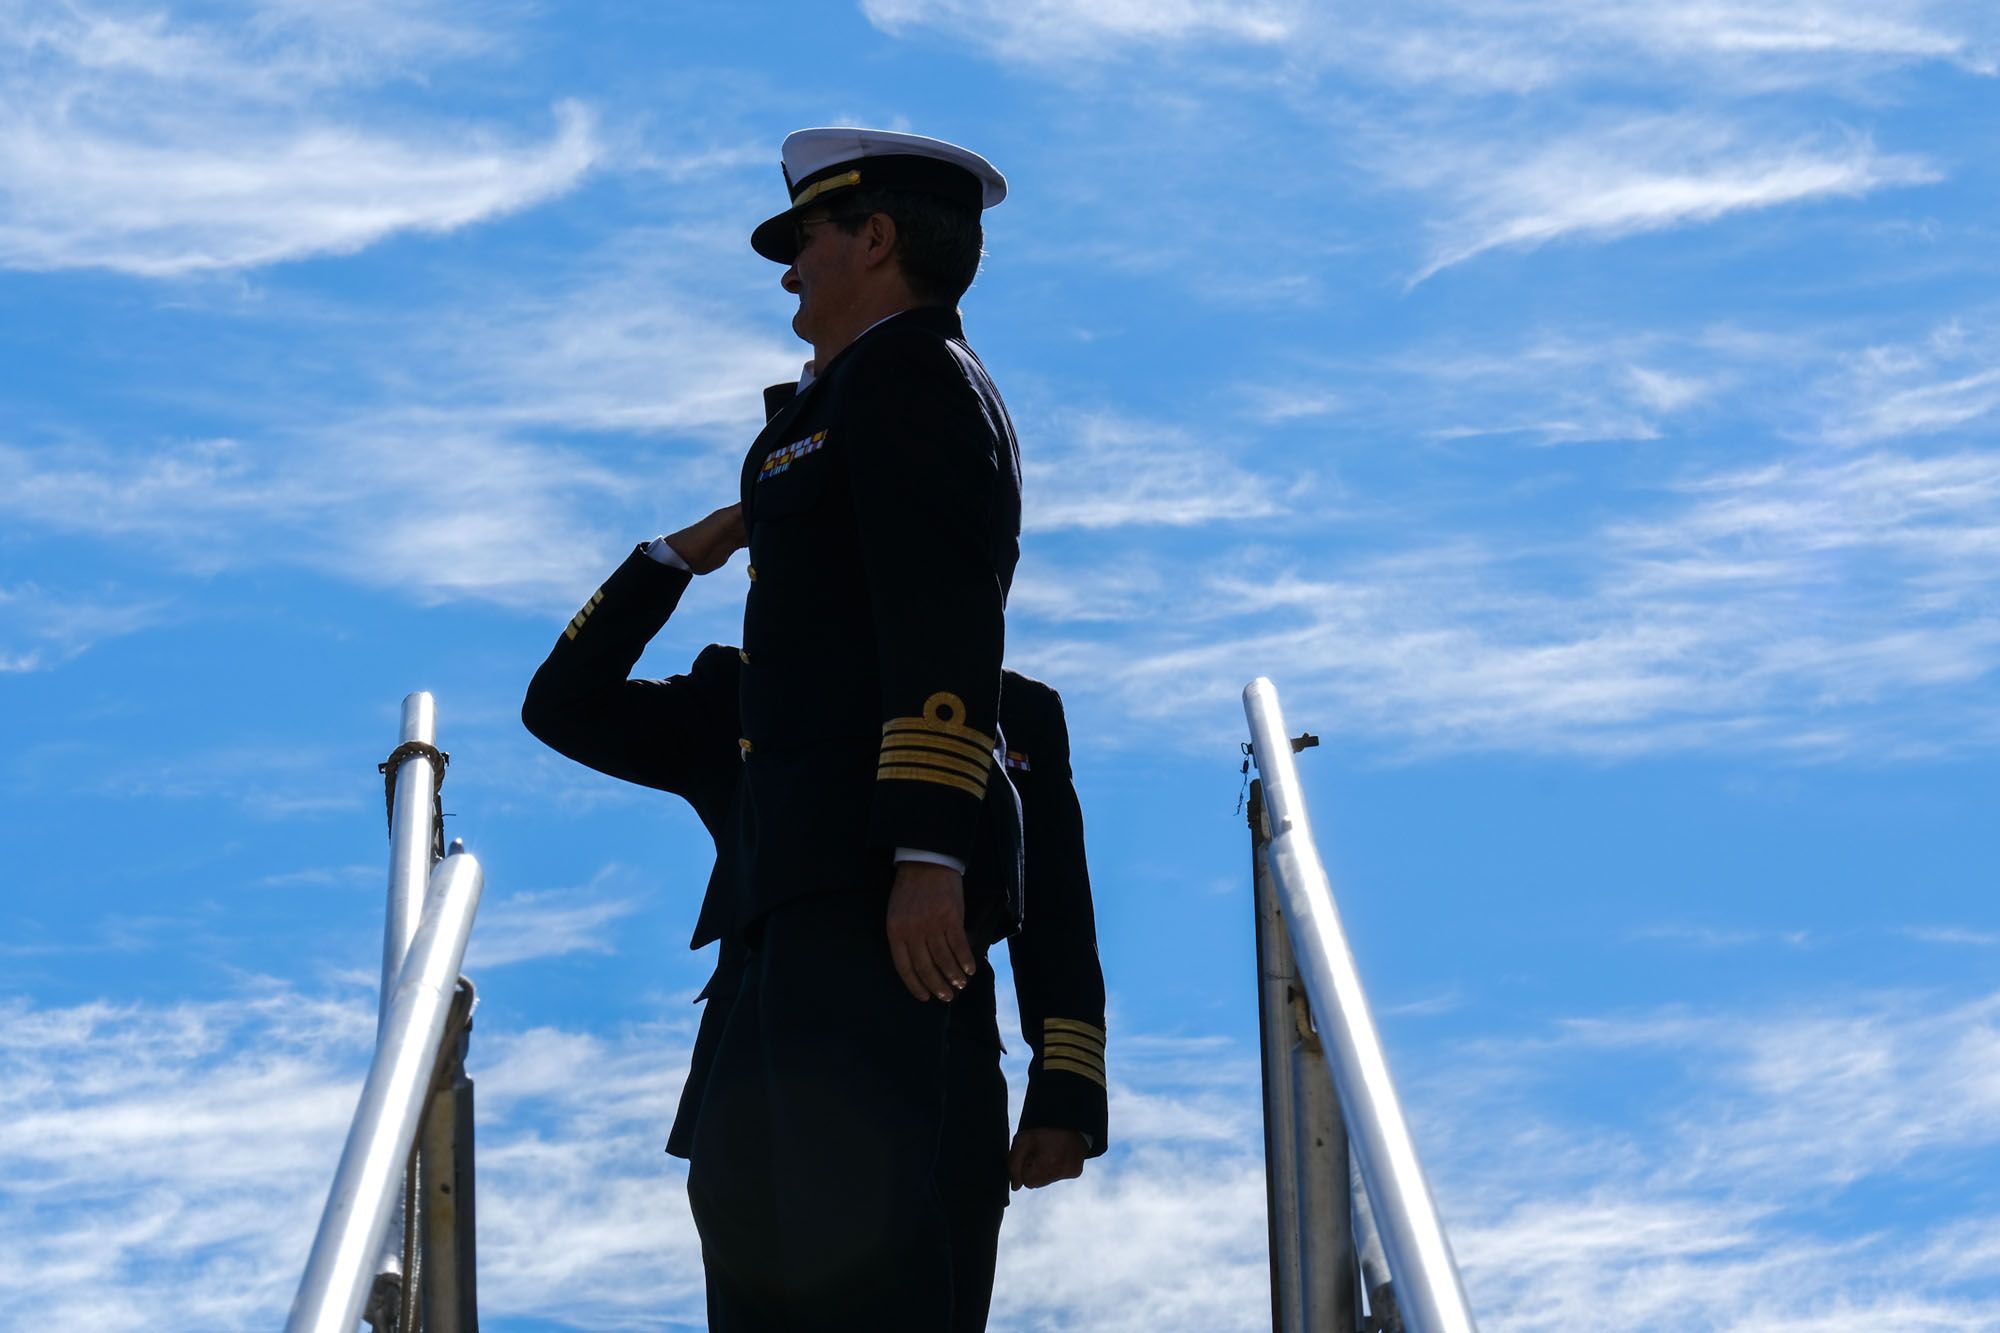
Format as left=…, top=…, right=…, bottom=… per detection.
left=1006, top=1129, right=1088, bottom=1189
left=910, top=934, right=957, bottom=1001
left=945, top=918, right=976, bottom=980
left=1007, top=1138, right=1032, bottom=1191
left=887, top=934, right=930, bottom=1002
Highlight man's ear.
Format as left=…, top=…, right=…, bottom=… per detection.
left=861, top=211, right=899, bottom=271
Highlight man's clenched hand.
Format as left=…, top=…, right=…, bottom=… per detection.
left=886, top=860, right=975, bottom=1002
left=663, top=503, right=746, bottom=574
left=1008, top=1127, right=1087, bottom=1190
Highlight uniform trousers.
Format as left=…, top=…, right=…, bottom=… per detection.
left=686, top=889, right=1009, bottom=1332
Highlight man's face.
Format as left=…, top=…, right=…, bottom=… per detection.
left=781, top=209, right=865, bottom=346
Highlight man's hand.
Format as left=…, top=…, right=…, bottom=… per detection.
left=662, top=503, right=746, bottom=575
left=885, top=860, right=975, bottom=1002
left=1008, top=1127, right=1087, bottom=1191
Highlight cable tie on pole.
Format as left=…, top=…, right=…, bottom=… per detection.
left=380, top=740, right=451, bottom=859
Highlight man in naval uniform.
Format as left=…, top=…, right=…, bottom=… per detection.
left=687, top=128, right=1025, bottom=1327
left=520, top=497, right=1109, bottom=1331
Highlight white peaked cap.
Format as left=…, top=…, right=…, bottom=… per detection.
left=751, top=126, right=1006, bottom=262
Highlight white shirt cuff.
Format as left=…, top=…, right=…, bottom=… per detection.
left=645, top=536, right=690, bottom=570
left=894, top=847, right=966, bottom=874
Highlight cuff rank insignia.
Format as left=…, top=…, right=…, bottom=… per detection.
left=1041, top=1018, right=1107, bottom=1089
left=878, top=691, right=995, bottom=799
left=564, top=587, right=605, bottom=640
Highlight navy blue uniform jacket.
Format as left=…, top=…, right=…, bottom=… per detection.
left=735, top=306, right=1023, bottom=934
left=521, top=548, right=1108, bottom=1154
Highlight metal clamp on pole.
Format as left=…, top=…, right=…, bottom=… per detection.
left=1243, top=677, right=1478, bottom=1333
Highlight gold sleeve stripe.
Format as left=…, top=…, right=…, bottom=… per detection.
left=1043, top=1056, right=1108, bottom=1089
left=563, top=588, right=606, bottom=640
left=881, top=729, right=995, bottom=765
left=879, top=747, right=990, bottom=783
left=1042, top=1042, right=1106, bottom=1076
left=881, top=734, right=994, bottom=766
left=876, top=765, right=987, bottom=799
left=1044, top=1018, right=1107, bottom=1045
left=1042, top=1032, right=1106, bottom=1059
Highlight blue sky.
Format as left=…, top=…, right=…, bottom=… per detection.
left=4, top=1, right=1999, bottom=1328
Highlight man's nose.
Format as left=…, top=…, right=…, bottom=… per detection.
left=781, top=265, right=801, bottom=294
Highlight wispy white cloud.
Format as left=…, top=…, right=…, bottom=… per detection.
left=1904, top=926, right=2000, bottom=947
left=1024, top=410, right=1289, bottom=532
left=13, top=977, right=2000, bottom=1330
left=0, top=423, right=648, bottom=612
left=1630, top=924, right=1816, bottom=950
left=0, top=1, right=599, bottom=275
left=1817, top=320, right=2000, bottom=445
left=1333, top=1, right=1997, bottom=94
left=865, top=0, right=1995, bottom=86
left=1405, top=119, right=1938, bottom=283
left=90, top=742, right=365, bottom=820
left=0, top=982, right=710, bottom=1331
left=861, top=0, right=1302, bottom=63
left=0, top=204, right=799, bottom=612
left=0, top=583, right=161, bottom=672
left=1019, top=437, right=2000, bottom=757
left=467, top=874, right=646, bottom=970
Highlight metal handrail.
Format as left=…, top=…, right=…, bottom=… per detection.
left=377, top=691, right=441, bottom=1308
left=1244, top=677, right=1477, bottom=1333
left=286, top=850, right=485, bottom=1333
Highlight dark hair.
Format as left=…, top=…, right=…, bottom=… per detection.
left=830, top=187, right=984, bottom=304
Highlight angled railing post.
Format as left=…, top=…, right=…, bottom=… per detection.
left=287, top=851, right=485, bottom=1333
left=375, top=691, right=443, bottom=1319
left=1249, top=777, right=1357, bottom=1332
left=1244, top=678, right=1477, bottom=1333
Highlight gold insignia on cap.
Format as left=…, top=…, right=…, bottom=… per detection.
left=791, top=169, right=862, bottom=208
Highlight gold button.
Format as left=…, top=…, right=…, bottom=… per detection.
left=738, top=649, right=750, bottom=664
left=747, top=564, right=757, bottom=581
left=738, top=738, right=754, bottom=757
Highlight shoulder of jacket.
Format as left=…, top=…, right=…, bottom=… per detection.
left=691, top=642, right=746, bottom=682
left=840, top=317, right=964, bottom=383
left=1000, top=671, right=1066, bottom=742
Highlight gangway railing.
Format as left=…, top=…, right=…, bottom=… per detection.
left=287, top=692, right=485, bottom=1333
left=1244, top=677, right=1477, bottom=1333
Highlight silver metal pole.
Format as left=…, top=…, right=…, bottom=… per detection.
left=1243, top=678, right=1477, bottom=1333
left=420, top=981, right=477, bottom=1333
left=377, top=691, right=439, bottom=1310
left=382, top=691, right=439, bottom=1025
left=287, top=851, right=486, bottom=1333
left=1352, top=1157, right=1403, bottom=1331
left=1250, top=780, right=1355, bottom=1333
